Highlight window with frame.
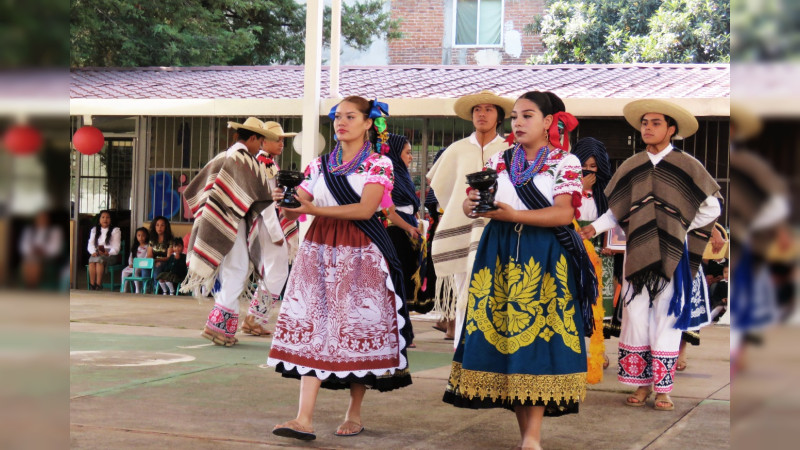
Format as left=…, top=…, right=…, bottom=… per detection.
left=454, top=0, right=503, bottom=47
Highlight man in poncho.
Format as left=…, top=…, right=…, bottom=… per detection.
left=580, top=99, right=721, bottom=411
left=426, top=90, right=513, bottom=345
left=181, top=117, right=274, bottom=347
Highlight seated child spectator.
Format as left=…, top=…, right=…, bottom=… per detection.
left=121, top=227, right=150, bottom=293
left=156, top=238, right=187, bottom=295
left=87, top=210, right=122, bottom=290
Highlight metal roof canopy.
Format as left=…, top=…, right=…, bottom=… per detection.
left=70, top=64, right=732, bottom=118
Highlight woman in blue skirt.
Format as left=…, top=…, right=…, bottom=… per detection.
left=444, top=91, right=598, bottom=450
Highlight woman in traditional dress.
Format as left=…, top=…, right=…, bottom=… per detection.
left=268, top=96, right=412, bottom=441
left=573, top=137, right=613, bottom=380
left=444, top=91, right=597, bottom=450
left=384, top=134, right=426, bottom=320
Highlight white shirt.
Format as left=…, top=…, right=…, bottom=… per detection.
left=577, top=192, right=598, bottom=222
left=468, top=132, right=505, bottom=152
left=87, top=226, right=122, bottom=255
left=592, top=144, right=721, bottom=235
left=256, top=150, right=285, bottom=244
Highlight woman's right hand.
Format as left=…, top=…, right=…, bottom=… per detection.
left=406, top=225, right=421, bottom=239
left=582, top=173, right=596, bottom=191
left=463, top=189, right=481, bottom=218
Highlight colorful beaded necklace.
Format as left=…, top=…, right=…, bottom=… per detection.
left=328, top=140, right=372, bottom=175
left=509, top=143, right=549, bottom=186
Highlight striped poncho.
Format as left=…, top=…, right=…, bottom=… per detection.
left=605, top=148, right=720, bottom=296
left=180, top=143, right=273, bottom=298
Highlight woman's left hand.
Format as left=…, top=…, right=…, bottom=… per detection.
left=475, top=202, right=518, bottom=222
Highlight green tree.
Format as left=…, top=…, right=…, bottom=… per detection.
left=71, top=0, right=402, bottom=67
left=526, top=0, right=729, bottom=64
left=731, top=0, right=800, bottom=61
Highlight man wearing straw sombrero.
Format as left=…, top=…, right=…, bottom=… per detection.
left=180, top=117, right=276, bottom=347
left=426, top=90, right=513, bottom=345
left=241, top=121, right=299, bottom=338
left=580, top=99, right=721, bottom=411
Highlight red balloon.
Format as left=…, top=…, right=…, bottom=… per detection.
left=2, top=125, right=43, bottom=155
left=73, top=126, right=105, bottom=155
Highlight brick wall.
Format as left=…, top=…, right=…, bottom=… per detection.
left=388, top=0, right=545, bottom=65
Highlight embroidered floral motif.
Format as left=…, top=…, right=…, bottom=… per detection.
left=466, top=254, right=581, bottom=355
left=618, top=344, right=653, bottom=385
left=652, top=351, right=678, bottom=393
left=563, top=171, right=580, bottom=180
left=447, top=362, right=586, bottom=403
left=269, top=238, right=403, bottom=372
left=207, top=305, right=239, bottom=337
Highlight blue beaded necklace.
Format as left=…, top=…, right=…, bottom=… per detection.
left=328, top=140, right=372, bottom=175
left=509, top=143, right=549, bottom=186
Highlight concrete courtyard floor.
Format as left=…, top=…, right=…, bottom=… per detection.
left=69, top=290, right=730, bottom=449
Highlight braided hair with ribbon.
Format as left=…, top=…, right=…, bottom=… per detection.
left=515, top=91, right=578, bottom=152
left=571, top=137, right=611, bottom=216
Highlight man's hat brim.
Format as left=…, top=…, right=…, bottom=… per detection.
left=453, top=90, right=515, bottom=122
left=228, top=119, right=274, bottom=139
left=623, top=99, right=699, bottom=140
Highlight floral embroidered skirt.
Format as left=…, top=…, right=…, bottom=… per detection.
left=443, top=221, right=587, bottom=416
left=267, top=216, right=411, bottom=392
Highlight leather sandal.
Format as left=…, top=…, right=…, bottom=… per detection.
left=242, top=315, right=272, bottom=337
left=625, top=388, right=652, bottom=407
left=201, top=326, right=235, bottom=347
left=654, top=394, right=675, bottom=411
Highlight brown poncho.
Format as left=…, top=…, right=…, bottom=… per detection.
left=605, top=149, right=720, bottom=295
left=180, top=145, right=273, bottom=299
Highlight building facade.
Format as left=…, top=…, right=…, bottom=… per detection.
left=388, top=0, right=545, bottom=65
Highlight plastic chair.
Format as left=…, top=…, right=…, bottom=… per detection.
left=120, top=258, right=156, bottom=294
left=86, top=240, right=126, bottom=291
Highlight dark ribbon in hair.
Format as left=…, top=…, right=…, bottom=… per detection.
left=502, top=149, right=598, bottom=336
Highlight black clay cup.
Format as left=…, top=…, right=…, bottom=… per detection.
left=465, top=169, right=499, bottom=213
left=276, top=170, right=305, bottom=209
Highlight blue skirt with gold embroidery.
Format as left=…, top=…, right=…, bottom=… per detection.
left=443, top=220, right=587, bottom=416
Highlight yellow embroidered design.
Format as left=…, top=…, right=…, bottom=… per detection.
left=466, top=254, right=581, bottom=354
left=446, top=362, right=586, bottom=403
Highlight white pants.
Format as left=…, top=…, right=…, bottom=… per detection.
left=206, top=220, right=250, bottom=337
left=247, top=214, right=290, bottom=326
left=452, top=271, right=471, bottom=349
left=617, top=279, right=682, bottom=393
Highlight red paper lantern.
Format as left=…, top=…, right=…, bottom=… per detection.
left=2, top=125, right=43, bottom=156
left=73, top=126, right=105, bottom=155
